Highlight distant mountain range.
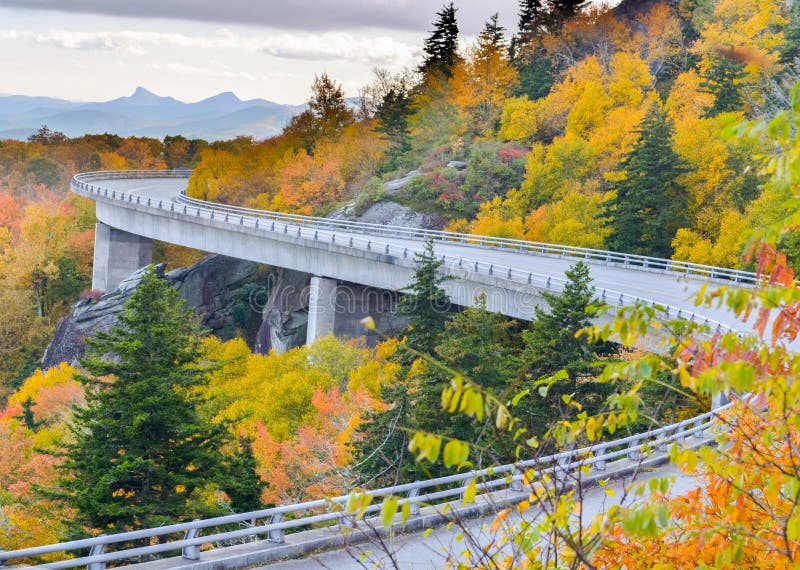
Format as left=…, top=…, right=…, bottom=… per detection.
left=0, top=87, right=310, bottom=141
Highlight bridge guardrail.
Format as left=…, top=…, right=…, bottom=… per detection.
left=70, top=171, right=737, bottom=334
left=71, top=170, right=761, bottom=286
left=0, top=404, right=732, bottom=569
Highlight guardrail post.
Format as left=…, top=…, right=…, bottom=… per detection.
left=593, top=453, right=606, bottom=471
left=182, top=522, right=201, bottom=560
left=297, top=227, right=301, bottom=236
left=507, top=268, right=512, bottom=278
left=158, top=200, right=162, bottom=209
left=147, top=197, right=150, bottom=206
left=367, top=241, right=371, bottom=251
left=627, top=438, right=641, bottom=461
left=255, top=219, right=259, bottom=228
left=510, top=466, right=525, bottom=492
left=554, top=456, right=570, bottom=485
left=268, top=514, right=285, bottom=543
left=546, top=277, right=551, bottom=289
left=693, top=419, right=706, bottom=439
left=270, top=221, right=275, bottom=231
left=489, top=264, right=493, bottom=275
left=87, top=538, right=106, bottom=570
left=240, top=216, right=244, bottom=225
left=528, top=272, right=532, bottom=284
left=170, top=203, right=174, bottom=212
left=284, top=224, right=288, bottom=234
left=225, top=213, right=229, bottom=222
left=407, top=487, right=421, bottom=516
left=314, top=230, right=318, bottom=240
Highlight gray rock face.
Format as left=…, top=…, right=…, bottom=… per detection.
left=255, top=268, right=310, bottom=354
left=42, top=255, right=260, bottom=369
left=355, top=200, right=445, bottom=230
left=384, top=169, right=421, bottom=192
left=446, top=160, right=467, bottom=170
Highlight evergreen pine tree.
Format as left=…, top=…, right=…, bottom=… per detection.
left=780, top=0, right=800, bottom=64
left=58, top=266, right=236, bottom=533
left=224, top=436, right=265, bottom=513
left=352, top=240, right=453, bottom=485
left=518, top=0, right=546, bottom=40
left=602, top=107, right=688, bottom=258
left=511, top=0, right=554, bottom=100
left=419, top=3, right=461, bottom=80
left=15, top=396, right=43, bottom=431
left=520, top=262, right=612, bottom=435
left=548, top=0, right=588, bottom=24
left=397, top=238, right=453, bottom=354
left=480, top=13, right=507, bottom=50
left=375, top=87, right=412, bottom=173
left=701, top=55, right=748, bottom=117
left=429, top=293, right=522, bottom=464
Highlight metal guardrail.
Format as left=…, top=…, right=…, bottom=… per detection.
left=71, top=170, right=760, bottom=286
left=0, top=405, right=731, bottom=568
left=70, top=171, right=739, bottom=334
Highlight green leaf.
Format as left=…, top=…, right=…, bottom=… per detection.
left=511, top=389, right=530, bottom=407
left=463, top=478, right=478, bottom=505
left=380, top=496, right=399, bottom=529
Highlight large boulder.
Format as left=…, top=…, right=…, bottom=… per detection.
left=42, top=256, right=261, bottom=369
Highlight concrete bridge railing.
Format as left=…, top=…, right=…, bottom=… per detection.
left=0, top=404, right=732, bottom=569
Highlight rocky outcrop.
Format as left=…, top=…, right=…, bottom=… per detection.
left=384, top=169, right=421, bottom=192
left=255, top=268, right=310, bottom=354
left=355, top=200, right=445, bottom=230
left=42, top=256, right=261, bottom=369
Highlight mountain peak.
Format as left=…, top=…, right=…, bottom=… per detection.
left=129, top=86, right=163, bottom=101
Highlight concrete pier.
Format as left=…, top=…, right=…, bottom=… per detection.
left=306, top=276, right=338, bottom=345
left=91, top=222, right=153, bottom=292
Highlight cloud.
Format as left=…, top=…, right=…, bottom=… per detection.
left=0, top=27, right=420, bottom=67
left=0, top=0, right=520, bottom=34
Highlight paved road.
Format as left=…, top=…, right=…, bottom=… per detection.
left=258, top=464, right=697, bottom=569
left=84, top=176, right=747, bottom=333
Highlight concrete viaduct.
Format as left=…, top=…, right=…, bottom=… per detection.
left=74, top=170, right=750, bottom=349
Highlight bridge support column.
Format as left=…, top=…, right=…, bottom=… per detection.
left=306, top=276, right=338, bottom=345
left=91, top=222, right=153, bottom=293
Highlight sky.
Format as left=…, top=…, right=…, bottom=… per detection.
left=0, top=1, right=538, bottom=105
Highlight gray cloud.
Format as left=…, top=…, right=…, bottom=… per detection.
left=0, top=0, right=521, bottom=35
left=0, top=27, right=421, bottom=67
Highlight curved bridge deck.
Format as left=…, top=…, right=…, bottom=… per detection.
left=72, top=171, right=749, bottom=336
